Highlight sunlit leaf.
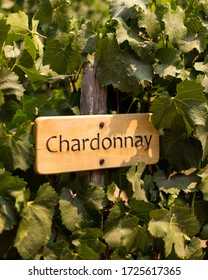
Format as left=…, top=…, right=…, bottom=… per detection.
left=0, top=121, right=34, bottom=171
left=96, top=34, right=152, bottom=94
left=15, top=183, right=58, bottom=259
left=7, top=11, right=29, bottom=41
left=0, top=68, right=24, bottom=101
left=151, top=81, right=207, bottom=130
left=148, top=206, right=200, bottom=257
left=127, top=162, right=147, bottom=201
left=154, top=170, right=199, bottom=195
left=163, top=6, right=187, bottom=44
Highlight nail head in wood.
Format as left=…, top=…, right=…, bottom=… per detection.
left=99, top=159, right=105, bottom=165
left=99, top=122, right=105, bottom=129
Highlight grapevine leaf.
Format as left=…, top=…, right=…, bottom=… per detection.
left=0, top=91, right=4, bottom=106
left=0, top=197, right=17, bottom=233
left=201, top=224, right=208, bottom=240
left=121, top=225, right=153, bottom=253
left=60, top=184, right=107, bottom=231
left=104, top=215, right=139, bottom=249
left=0, top=18, right=10, bottom=50
left=35, top=0, right=72, bottom=31
left=163, top=6, right=187, bottom=44
left=154, top=170, right=199, bottom=195
left=201, top=75, right=208, bottom=93
left=0, top=121, right=34, bottom=171
left=72, top=241, right=98, bottom=260
left=31, top=18, right=44, bottom=55
left=116, top=18, right=155, bottom=60
left=198, top=165, right=208, bottom=201
left=15, top=183, right=58, bottom=259
left=185, top=237, right=204, bottom=260
left=138, top=7, right=161, bottom=39
left=0, top=168, right=28, bottom=233
left=176, top=81, right=207, bottom=127
left=72, top=228, right=105, bottom=254
left=7, top=11, right=29, bottom=42
left=0, top=168, right=28, bottom=213
left=43, top=36, right=81, bottom=74
left=104, top=200, right=127, bottom=230
left=127, top=162, right=147, bottom=201
left=34, top=0, right=52, bottom=26
left=198, top=0, right=208, bottom=15
left=59, top=188, right=91, bottom=232
left=148, top=206, right=200, bottom=258
left=178, top=17, right=207, bottom=53
left=194, top=62, right=208, bottom=75
left=129, top=199, right=154, bottom=223
left=154, top=48, right=181, bottom=77
left=0, top=68, right=24, bottom=101
left=151, top=81, right=207, bottom=130
left=110, top=0, right=147, bottom=20
left=4, top=43, right=20, bottom=59
left=77, top=21, right=98, bottom=55
left=195, top=118, right=208, bottom=161
left=161, top=127, right=202, bottom=171
left=96, top=34, right=152, bottom=94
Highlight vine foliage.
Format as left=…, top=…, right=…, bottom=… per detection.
left=0, top=0, right=208, bottom=260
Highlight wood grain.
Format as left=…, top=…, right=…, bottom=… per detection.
left=34, top=113, right=159, bottom=174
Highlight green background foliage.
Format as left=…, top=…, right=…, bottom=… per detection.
left=0, top=0, right=208, bottom=260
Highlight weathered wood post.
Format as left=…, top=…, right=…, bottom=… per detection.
left=79, top=63, right=107, bottom=187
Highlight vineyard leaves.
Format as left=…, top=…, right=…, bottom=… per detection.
left=14, top=183, right=58, bottom=259
left=0, top=0, right=208, bottom=260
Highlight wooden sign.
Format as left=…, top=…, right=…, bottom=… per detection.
left=34, top=113, right=159, bottom=174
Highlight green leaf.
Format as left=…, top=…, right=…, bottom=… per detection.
left=72, top=240, right=99, bottom=260
left=129, top=199, right=155, bottom=223
left=104, top=200, right=127, bottom=230
left=0, top=17, right=10, bottom=50
left=0, top=121, right=34, bottom=171
left=154, top=170, right=199, bottom=195
left=151, top=81, right=207, bottom=130
left=138, top=7, right=161, bottom=39
left=198, top=165, right=208, bottom=201
left=35, top=0, right=72, bottom=31
left=178, top=17, right=207, bottom=53
left=14, top=183, right=58, bottom=259
left=96, top=34, right=152, bottom=94
left=163, top=6, right=187, bottom=44
left=59, top=188, right=91, bottom=232
left=155, top=48, right=182, bottom=77
left=7, top=11, right=29, bottom=42
left=0, top=68, right=25, bottom=101
left=195, top=118, right=208, bottom=162
left=0, top=197, right=17, bottom=233
left=72, top=227, right=105, bottom=255
left=77, top=21, right=98, bottom=55
left=161, top=127, right=202, bottom=171
left=127, top=162, right=147, bottom=201
left=194, top=62, right=208, bottom=75
left=104, top=215, right=139, bottom=249
left=185, top=237, right=204, bottom=260
left=116, top=18, right=155, bottom=59
left=121, top=224, right=153, bottom=254
left=60, top=182, right=107, bottom=232
left=0, top=168, right=28, bottom=213
left=0, top=169, right=29, bottom=233
left=148, top=206, right=200, bottom=258
left=43, top=36, right=81, bottom=74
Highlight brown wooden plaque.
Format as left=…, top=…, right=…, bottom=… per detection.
left=34, top=113, right=159, bottom=174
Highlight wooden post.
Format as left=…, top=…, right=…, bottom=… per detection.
left=79, top=63, right=107, bottom=187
